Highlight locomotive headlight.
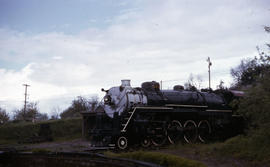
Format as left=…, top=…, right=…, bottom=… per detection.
left=104, top=95, right=112, bottom=104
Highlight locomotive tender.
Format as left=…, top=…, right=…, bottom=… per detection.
left=82, top=80, right=242, bottom=149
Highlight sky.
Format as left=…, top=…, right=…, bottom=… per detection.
left=0, top=0, right=269, bottom=117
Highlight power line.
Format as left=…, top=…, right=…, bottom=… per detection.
left=23, top=84, right=30, bottom=121
left=206, top=57, right=212, bottom=89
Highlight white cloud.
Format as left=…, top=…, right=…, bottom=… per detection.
left=52, top=56, right=63, bottom=60
left=0, top=0, right=269, bottom=114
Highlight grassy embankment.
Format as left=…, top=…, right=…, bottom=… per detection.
left=0, top=118, right=82, bottom=144
left=217, top=129, right=270, bottom=163
left=106, top=151, right=206, bottom=167
left=165, top=131, right=270, bottom=165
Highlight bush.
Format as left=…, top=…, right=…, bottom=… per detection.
left=0, top=108, right=9, bottom=124
left=49, top=118, right=82, bottom=140
left=0, top=118, right=82, bottom=143
left=219, top=64, right=270, bottom=162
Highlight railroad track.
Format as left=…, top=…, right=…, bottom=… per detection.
left=0, top=150, right=161, bottom=167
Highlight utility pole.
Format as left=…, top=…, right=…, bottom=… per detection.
left=206, top=57, right=212, bottom=90
left=23, top=84, right=30, bottom=120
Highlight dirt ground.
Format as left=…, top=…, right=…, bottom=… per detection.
left=0, top=138, right=266, bottom=167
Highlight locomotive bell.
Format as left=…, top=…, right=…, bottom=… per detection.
left=121, top=79, right=131, bottom=87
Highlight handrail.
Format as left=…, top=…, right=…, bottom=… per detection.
left=121, top=107, right=137, bottom=132
left=121, top=106, right=173, bottom=132
left=165, top=104, right=208, bottom=108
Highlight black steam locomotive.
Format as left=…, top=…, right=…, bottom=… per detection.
left=81, top=80, right=243, bottom=149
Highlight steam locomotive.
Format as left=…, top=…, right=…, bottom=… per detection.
left=82, top=80, right=243, bottom=149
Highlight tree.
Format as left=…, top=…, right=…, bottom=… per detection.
left=216, top=80, right=225, bottom=90
left=184, top=73, right=203, bottom=91
left=13, top=102, right=48, bottom=122
left=234, top=25, right=270, bottom=126
left=237, top=70, right=270, bottom=127
left=230, top=55, right=270, bottom=89
left=216, top=25, right=270, bottom=161
left=89, top=96, right=99, bottom=112
left=50, top=106, right=62, bottom=120
left=231, top=26, right=270, bottom=89
left=35, top=112, right=48, bottom=121
left=60, top=96, right=99, bottom=119
left=0, top=108, right=9, bottom=124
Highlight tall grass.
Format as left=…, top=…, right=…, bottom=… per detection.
left=105, top=151, right=206, bottom=167
left=217, top=126, right=270, bottom=162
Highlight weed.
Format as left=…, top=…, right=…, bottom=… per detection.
left=105, top=151, right=206, bottom=167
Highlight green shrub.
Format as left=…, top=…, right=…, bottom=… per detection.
left=224, top=55, right=270, bottom=162
left=49, top=118, right=82, bottom=140
left=0, top=118, right=82, bottom=143
left=0, top=122, right=40, bottom=142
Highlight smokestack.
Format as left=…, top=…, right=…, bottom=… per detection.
left=121, top=79, right=131, bottom=87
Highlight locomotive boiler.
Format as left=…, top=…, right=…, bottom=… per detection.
left=82, top=80, right=243, bottom=149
